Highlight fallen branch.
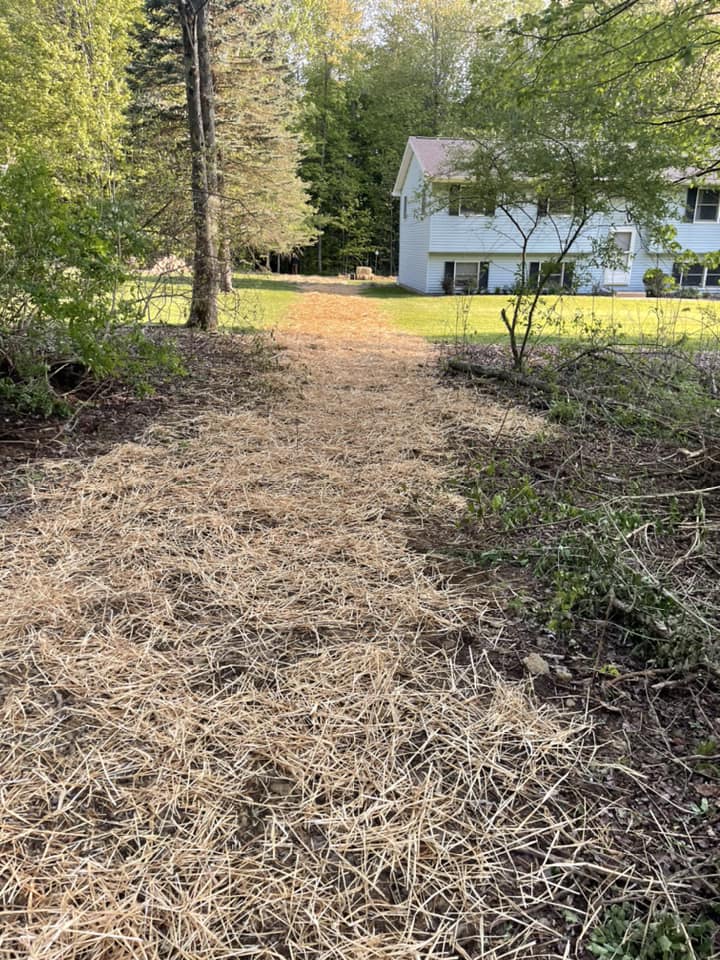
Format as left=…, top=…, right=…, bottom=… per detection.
left=445, top=357, right=551, bottom=392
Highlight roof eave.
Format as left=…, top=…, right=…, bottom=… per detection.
left=391, top=140, right=416, bottom=196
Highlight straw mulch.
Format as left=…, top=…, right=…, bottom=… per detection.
left=0, top=294, right=686, bottom=958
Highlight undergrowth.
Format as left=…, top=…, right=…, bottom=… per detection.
left=0, top=154, right=184, bottom=417
left=589, top=904, right=717, bottom=960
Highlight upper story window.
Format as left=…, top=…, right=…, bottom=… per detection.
left=684, top=187, right=720, bottom=223
left=697, top=189, right=719, bottom=221
left=448, top=184, right=495, bottom=217
left=403, top=196, right=408, bottom=219
left=537, top=195, right=573, bottom=217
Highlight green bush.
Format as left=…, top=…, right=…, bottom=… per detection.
left=0, top=154, right=175, bottom=414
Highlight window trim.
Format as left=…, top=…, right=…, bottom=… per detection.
left=527, top=260, right=575, bottom=291
left=691, top=187, right=720, bottom=223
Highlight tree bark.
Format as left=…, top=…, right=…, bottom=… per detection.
left=178, top=0, right=219, bottom=330
left=218, top=155, right=233, bottom=292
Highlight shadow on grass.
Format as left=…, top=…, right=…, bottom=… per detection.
left=138, top=273, right=302, bottom=294
left=234, top=275, right=302, bottom=294
left=359, top=283, right=415, bottom=299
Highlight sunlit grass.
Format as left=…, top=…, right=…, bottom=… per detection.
left=134, top=273, right=303, bottom=330
left=361, top=284, right=720, bottom=346
left=133, top=273, right=720, bottom=350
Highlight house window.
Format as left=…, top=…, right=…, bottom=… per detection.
left=672, top=262, right=711, bottom=286
left=403, top=196, right=408, bottom=220
left=612, top=230, right=633, bottom=270
left=443, top=260, right=490, bottom=293
left=447, top=184, right=494, bottom=216
left=684, top=264, right=705, bottom=285
left=528, top=261, right=575, bottom=291
left=695, top=188, right=720, bottom=222
left=460, top=188, right=496, bottom=216
left=537, top=196, right=573, bottom=217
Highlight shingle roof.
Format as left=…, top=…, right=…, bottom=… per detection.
left=407, top=137, right=474, bottom=179
left=410, top=138, right=720, bottom=183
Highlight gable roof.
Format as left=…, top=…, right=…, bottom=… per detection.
left=391, top=137, right=474, bottom=195
left=392, top=136, right=720, bottom=197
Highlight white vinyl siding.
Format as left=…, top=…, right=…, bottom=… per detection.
left=397, top=153, right=431, bottom=292
left=395, top=141, right=720, bottom=295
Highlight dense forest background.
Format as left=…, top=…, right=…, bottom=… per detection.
left=1, top=0, right=718, bottom=386
left=126, top=0, right=541, bottom=277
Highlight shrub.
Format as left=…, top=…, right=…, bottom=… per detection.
left=0, top=154, right=174, bottom=414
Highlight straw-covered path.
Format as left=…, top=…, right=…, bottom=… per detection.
left=0, top=293, right=668, bottom=958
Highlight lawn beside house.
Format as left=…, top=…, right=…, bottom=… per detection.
left=137, top=274, right=720, bottom=349
left=362, top=283, right=720, bottom=344
left=138, top=274, right=303, bottom=329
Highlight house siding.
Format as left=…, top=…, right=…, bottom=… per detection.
left=397, top=154, right=430, bottom=292
left=396, top=143, right=720, bottom=295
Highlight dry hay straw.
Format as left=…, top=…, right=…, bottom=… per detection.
left=0, top=294, right=679, bottom=958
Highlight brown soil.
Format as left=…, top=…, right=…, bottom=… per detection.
left=0, top=293, right=718, bottom=959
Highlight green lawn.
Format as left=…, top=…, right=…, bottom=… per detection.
left=361, top=284, right=720, bottom=345
left=136, top=274, right=303, bottom=330
left=136, top=273, right=720, bottom=347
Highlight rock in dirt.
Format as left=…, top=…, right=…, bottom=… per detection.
left=523, top=653, right=550, bottom=677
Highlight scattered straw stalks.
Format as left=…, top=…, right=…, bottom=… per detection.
left=0, top=294, right=696, bottom=958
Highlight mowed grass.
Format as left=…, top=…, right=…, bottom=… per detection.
left=136, top=273, right=720, bottom=346
left=361, top=283, right=720, bottom=345
left=136, top=274, right=303, bottom=330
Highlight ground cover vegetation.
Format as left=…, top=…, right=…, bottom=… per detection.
left=439, top=314, right=720, bottom=958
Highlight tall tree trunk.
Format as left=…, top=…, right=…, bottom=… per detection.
left=217, top=156, right=233, bottom=292
left=178, top=0, right=219, bottom=330
left=317, top=53, right=330, bottom=276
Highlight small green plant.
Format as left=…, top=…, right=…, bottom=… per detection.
left=589, top=905, right=716, bottom=960
left=548, top=398, right=581, bottom=424
left=643, top=268, right=676, bottom=298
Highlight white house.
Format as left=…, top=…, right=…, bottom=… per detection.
left=391, top=136, right=720, bottom=295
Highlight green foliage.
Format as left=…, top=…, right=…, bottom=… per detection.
left=643, top=268, right=676, bottom=297
left=589, top=905, right=716, bottom=960
left=547, top=398, right=581, bottom=424
left=0, top=0, right=143, bottom=190
left=457, top=0, right=720, bottom=369
left=463, top=422, right=716, bottom=667
left=0, top=155, right=177, bottom=415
